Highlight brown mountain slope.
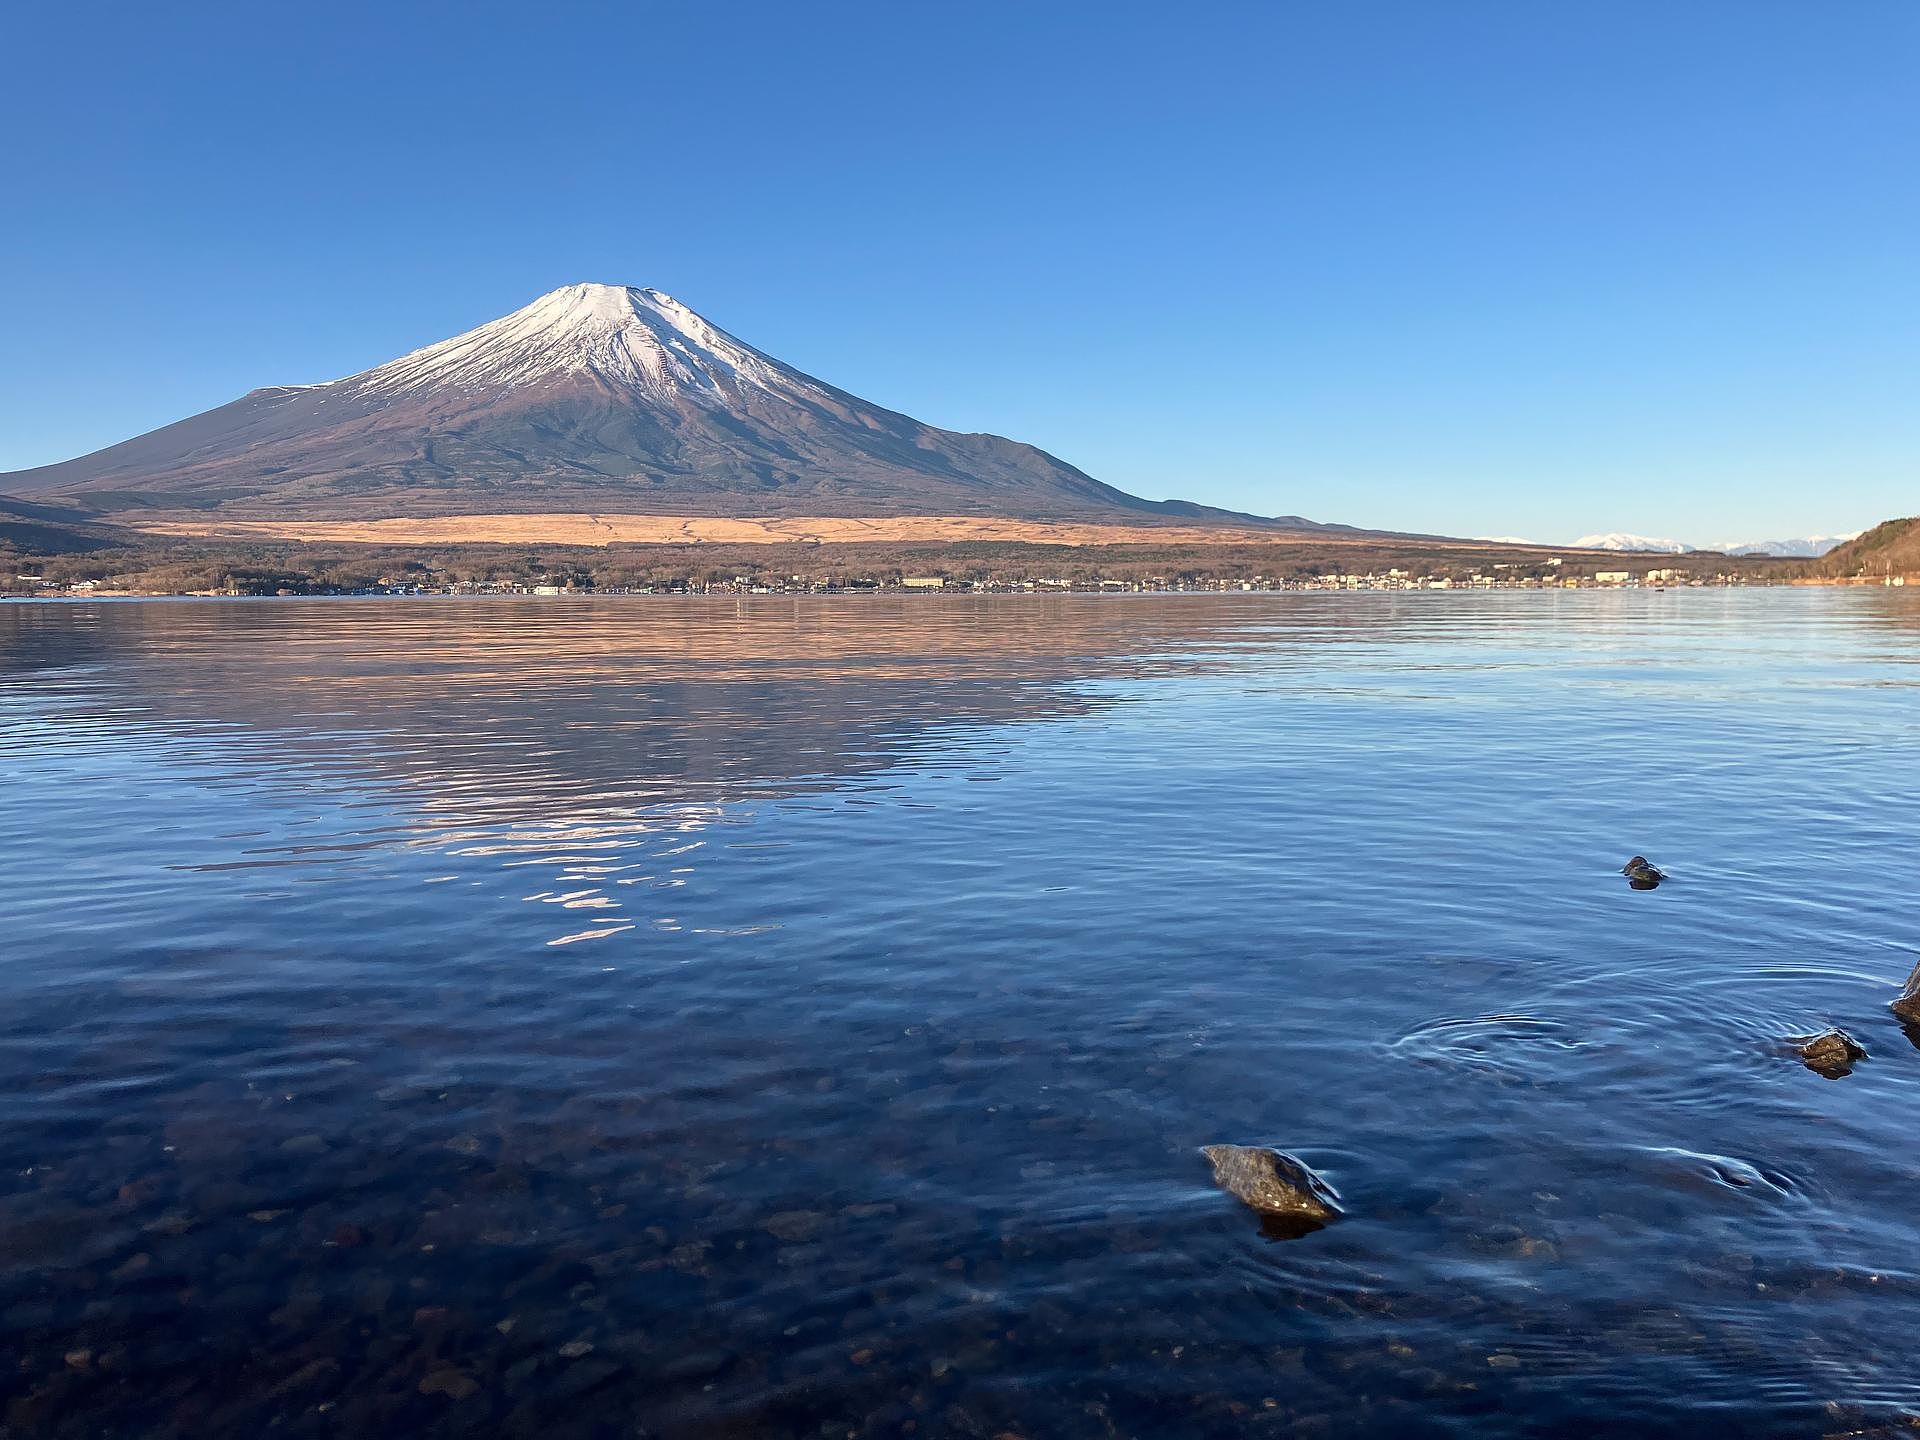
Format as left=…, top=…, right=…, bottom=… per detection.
left=0, top=496, right=133, bottom=554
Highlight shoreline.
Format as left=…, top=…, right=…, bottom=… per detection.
left=4, top=521, right=1875, bottom=599
left=4, top=578, right=1888, bottom=602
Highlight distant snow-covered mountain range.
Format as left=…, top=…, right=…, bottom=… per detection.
left=1566, top=533, right=1695, bottom=553
left=1572, top=532, right=1858, bottom=556
left=1712, top=534, right=1860, bottom=557
left=1480, top=532, right=1859, bottom=556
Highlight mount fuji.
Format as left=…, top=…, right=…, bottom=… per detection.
left=0, top=284, right=1318, bottom=529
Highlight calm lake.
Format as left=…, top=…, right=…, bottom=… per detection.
left=3, top=590, right=1918, bottom=1438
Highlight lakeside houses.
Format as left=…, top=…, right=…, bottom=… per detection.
left=5, top=567, right=1771, bottom=600
left=2, top=545, right=1793, bottom=600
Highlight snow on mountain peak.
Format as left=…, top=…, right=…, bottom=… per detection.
left=1566, top=529, right=1850, bottom=552
left=1566, top=530, right=1858, bottom=556
left=1569, top=533, right=1694, bottom=553
left=341, top=283, right=799, bottom=401
left=1710, top=533, right=1859, bottom=557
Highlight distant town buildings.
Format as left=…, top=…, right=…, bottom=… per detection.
left=0, top=556, right=1778, bottom=599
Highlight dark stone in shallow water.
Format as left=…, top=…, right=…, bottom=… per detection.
left=1891, top=959, right=1920, bottom=1026
left=1797, top=1029, right=1867, bottom=1079
left=1201, top=1145, right=1342, bottom=1239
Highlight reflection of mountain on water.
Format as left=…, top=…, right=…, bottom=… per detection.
left=6, top=597, right=1286, bottom=816
left=15, top=597, right=1383, bottom=945
left=14, top=591, right=1920, bottom=831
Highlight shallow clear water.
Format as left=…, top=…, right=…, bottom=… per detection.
left=3, top=591, right=1919, bottom=1438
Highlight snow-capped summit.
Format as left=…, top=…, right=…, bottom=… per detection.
left=1569, top=533, right=1695, bottom=553
left=346, top=284, right=799, bottom=401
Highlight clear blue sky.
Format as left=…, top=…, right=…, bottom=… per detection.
left=2, top=1, right=1914, bottom=542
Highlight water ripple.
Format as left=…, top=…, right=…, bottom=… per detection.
left=5, top=591, right=1920, bottom=1437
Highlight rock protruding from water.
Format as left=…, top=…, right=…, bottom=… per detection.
left=1622, top=856, right=1665, bottom=890
left=1201, top=1145, right=1342, bottom=1239
left=1796, top=1029, right=1866, bottom=1079
left=1891, top=960, right=1920, bottom=1027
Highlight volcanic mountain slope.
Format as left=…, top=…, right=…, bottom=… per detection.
left=1, top=284, right=1327, bottom=528
left=0, top=495, right=132, bottom=553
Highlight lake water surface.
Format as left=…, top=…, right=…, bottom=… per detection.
left=3, top=591, right=1919, bottom=1438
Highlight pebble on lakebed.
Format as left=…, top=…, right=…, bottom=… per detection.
left=417, top=1368, right=479, bottom=1401
left=1201, top=1145, right=1343, bottom=1238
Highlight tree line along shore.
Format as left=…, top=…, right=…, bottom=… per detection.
left=0, top=533, right=1870, bottom=599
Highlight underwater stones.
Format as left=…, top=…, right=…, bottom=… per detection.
left=1469, top=1224, right=1559, bottom=1261
left=667, top=1240, right=711, bottom=1274
left=1639, top=1146, right=1792, bottom=1198
left=548, top=1355, right=623, bottom=1403
left=266, top=1356, right=340, bottom=1400
left=1797, top=1029, right=1867, bottom=1079
left=1621, top=856, right=1665, bottom=890
left=762, top=1209, right=826, bottom=1243
left=1201, top=1145, right=1342, bottom=1237
left=417, top=1367, right=479, bottom=1401
left=657, top=1347, right=734, bottom=1385
left=116, top=1175, right=166, bottom=1206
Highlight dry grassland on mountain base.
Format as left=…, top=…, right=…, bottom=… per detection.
left=126, top=512, right=1474, bottom=550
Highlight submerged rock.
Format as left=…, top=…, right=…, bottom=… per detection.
left=1201, top=1145, right=1342, bottom=1238
left=266, top=1357, right=339, bottom=1400
left=418, top=1368, right=479, bottom=1400
left=1621, top=856, right=1665, bottom=890
left=1797, top=1029, right=1867, bottom=1079
left=1638, top=1146, right=1793, bottom=1198
left=762, top=1209, right=826, bottom=1243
